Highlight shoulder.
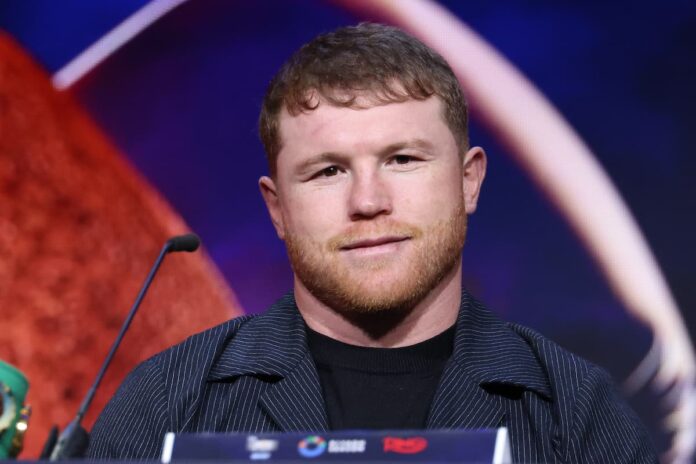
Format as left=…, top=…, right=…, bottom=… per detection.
left=506, top=321, right=601, bottom=390
left=459, top=291, right=656, bottom=462
left=506, top=322, right=657, bottom=463
left=504, top=320, right=624, bottom=420
left=87, top=290, right=302, bottom=460
left=119, top=311, right=261, bottom=391
left=150, top=292, right=305, bottom=382
left=153, top=312, right=258, bottom=372
left=86, top=313, right=259, bottom=459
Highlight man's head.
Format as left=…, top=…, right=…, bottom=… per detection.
left=258, top=23, right=485, bottom=318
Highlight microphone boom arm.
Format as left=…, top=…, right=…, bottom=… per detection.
left=48, top=234, right=200, bottom=460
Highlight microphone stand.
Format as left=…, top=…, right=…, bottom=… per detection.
left=45, top=234, right=200, bottom=460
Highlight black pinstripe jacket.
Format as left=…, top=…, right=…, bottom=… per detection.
left=87, top=291, right=657, bottom=462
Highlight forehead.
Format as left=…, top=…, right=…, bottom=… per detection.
left=276, top=96, right=453, bottom=163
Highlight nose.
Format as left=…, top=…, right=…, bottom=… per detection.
left=347, top=170, right=392, bottom=220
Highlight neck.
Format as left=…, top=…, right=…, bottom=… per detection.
left=294, top=262, right=462, bottom=348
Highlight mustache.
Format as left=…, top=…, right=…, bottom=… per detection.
left=327, top=221, right=423, bottom=251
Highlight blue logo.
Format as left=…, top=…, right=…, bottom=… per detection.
left=297, top=435, right=327, bottom=458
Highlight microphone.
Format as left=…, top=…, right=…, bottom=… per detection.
left=167, top=233, right=201, bottom=253
left=46, top=233, right=202, bottom=460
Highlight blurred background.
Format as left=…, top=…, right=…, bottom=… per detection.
left=0, top=0, right=694, bottom=460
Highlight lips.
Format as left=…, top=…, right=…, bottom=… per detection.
left=340, top=236, right=410, bottom=251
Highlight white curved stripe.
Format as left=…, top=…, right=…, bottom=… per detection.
left=52, top=0, right=190, bottom=90
left=337, top=0, right=695, bottom=461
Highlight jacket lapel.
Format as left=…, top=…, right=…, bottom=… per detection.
left=427, top=358, right=505, bottom=429
left=204, top=293, right=328, bottom=432
left=259, top=353, right=329, bottom=432
left=427, top=291, right=550, bottom=430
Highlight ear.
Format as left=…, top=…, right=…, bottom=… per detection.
left=462, top=146, right=487, bottom=214
left=259, top=176, right=286, bottom=240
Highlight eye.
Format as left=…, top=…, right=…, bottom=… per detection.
left=392, top=154, right=412, bottom=165
left=316, top=165, right=340, bottom=178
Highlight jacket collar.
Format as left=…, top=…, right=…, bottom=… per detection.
left=451, top=291, right=552, bottom=399
left=207, top=293, right=308, bottom=380
left=206, top=290, right=551, bottom=399
left=426, top=291, right=551, bottom=429
left=206, top=293, right=329, bottom=432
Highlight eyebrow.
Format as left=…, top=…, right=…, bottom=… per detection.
left=294, top=152, right=346, bottom=176
left=379, top=138, right=435, bottom=155
left=295, top=138, right=436, bottom=175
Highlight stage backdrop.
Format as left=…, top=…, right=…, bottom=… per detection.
left=1, top=0, right=695, bottom=461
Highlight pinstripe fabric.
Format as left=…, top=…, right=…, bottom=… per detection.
left=87, top=291, right=657, bottom=462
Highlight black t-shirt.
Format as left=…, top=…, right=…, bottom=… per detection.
left=306, top=324, right=455, bottom=430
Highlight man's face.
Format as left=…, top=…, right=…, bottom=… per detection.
left=260, top=95, right=485, bottom=314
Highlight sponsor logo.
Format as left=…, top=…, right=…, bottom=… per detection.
left=246, top=436, right=278, bottom=461
left=297, top=435, right=327, bottom=458
left=327, top=439, right=366, bottom=453
left=297, top=436, right=367, bottom=458
left=383, top=437, right=428, bottom=454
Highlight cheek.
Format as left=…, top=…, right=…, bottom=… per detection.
left=281, top=189, right=346, bottom=237
left=396, top=169, right=463, bottom=218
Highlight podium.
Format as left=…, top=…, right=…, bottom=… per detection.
left=162, top=428, right=511, bottom=463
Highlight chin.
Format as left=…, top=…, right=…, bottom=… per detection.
left=329, top=278, right=427, bottom=314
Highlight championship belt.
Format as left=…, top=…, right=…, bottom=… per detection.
left=0, top=360, right=30, bottom=459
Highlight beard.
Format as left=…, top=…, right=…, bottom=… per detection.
left=285, top=201, right=467, bottom=318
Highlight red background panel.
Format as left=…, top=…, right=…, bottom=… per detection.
left=0, top=33, right=241, bottom=457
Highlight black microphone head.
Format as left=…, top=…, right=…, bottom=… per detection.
left=167, top=233, right=201, bottom=253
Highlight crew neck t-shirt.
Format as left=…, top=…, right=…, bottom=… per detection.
left=306, top=325, right=456, bottom=430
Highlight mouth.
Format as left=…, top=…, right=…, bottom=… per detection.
left=340, top=236, right=411, bottom=251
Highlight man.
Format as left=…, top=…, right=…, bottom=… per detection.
left=87, top=23, right=657, bottom=462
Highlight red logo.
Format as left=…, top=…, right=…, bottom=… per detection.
left=383, top=437, right=428, bottom=454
